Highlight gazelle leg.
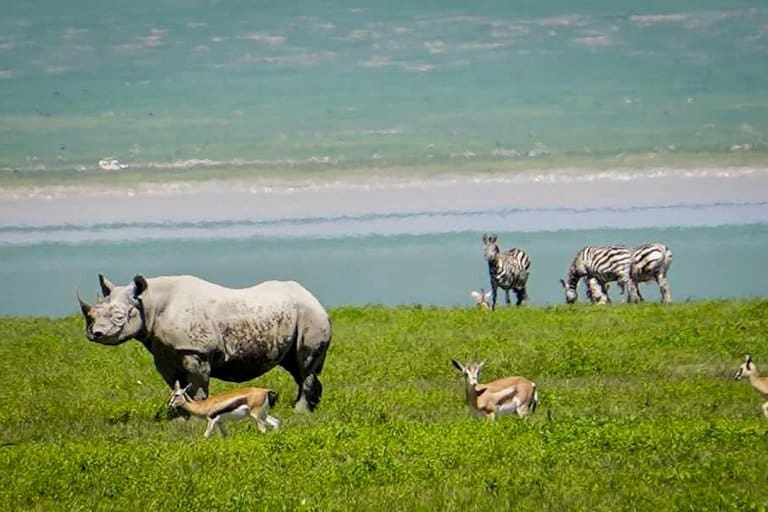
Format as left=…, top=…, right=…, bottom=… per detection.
left=204, top=417, right=218, bottom=438
left=218, top=421, right=229, bottom=437
left=761, top=401, right=768, bottom=418
left=250, top=410, right=268, bottom=433
left=265, top=415, right=281, bottom=430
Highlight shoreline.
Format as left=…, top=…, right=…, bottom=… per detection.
left=2, top=165, right=768, bottom=228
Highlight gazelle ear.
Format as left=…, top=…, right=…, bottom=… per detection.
left=173, top=380, right=181, bottom=391
left=451, top=359, right=464, bottom=373
left=477, top=361, right=486, bottom=370
left=745, top=354, right=752, bottom=364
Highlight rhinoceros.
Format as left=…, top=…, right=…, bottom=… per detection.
left=78, top=274, right=332, bottom=412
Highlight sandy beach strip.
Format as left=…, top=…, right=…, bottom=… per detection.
left=2, top=166, right=768, bottom=227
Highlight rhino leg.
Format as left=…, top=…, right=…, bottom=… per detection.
left=281, top=342, right=328, bottom=413
left=181, top=354, right=211, bottom=400
left=152, top=354, right=192, bottom=419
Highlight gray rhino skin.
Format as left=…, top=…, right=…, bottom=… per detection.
left=78, top=274, right=331, bottom=412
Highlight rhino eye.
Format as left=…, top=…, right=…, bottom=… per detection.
left=110, top=307, right=128, bottom=325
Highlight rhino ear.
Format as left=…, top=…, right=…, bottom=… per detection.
left=132, top=275, right=148, bottom=297
left=98, top=274, right=115, bottom=297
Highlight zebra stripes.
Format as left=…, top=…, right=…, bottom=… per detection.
left=560, top=245, right=636, bottom=304
left=631, top=242, right=673, bottom=303
left=482, top=233, right=531, bottom=310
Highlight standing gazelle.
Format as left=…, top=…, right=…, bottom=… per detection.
left=168, top=381, right=281, bottom=438
left=451, top=359, right=538, bottom=419
left=735, top=355, right=768, bottom=418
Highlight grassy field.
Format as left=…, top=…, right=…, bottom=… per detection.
left=1, top=301, right=768, bottom=511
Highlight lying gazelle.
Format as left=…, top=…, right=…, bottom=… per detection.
left=168, top=381, right=281, bottom=438
left=470, top=289, right=492, bottom=310
left=735, top=355, right=768, bottom=418
left=451, top=359, right=538, bottom=419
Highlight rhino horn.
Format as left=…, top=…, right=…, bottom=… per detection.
left=76, top=287, right=92, bottom=315
left=98, top=274, right=115, bottom=297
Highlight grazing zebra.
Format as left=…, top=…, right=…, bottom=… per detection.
left=560, top=245, right=637, bottom=304
left=631, top=242, right=673, bottom=303
left=482, top=233, right=531, bottom=310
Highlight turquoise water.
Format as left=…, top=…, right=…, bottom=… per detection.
left=2, top=2, right=768, bottom=316
left=2, top=224, right=767, bottom=317
left=2, top=1, right=768, bottom=171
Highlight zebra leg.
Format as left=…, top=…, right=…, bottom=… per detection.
left=490, top=282, right=498, bottom=311
left=514, top=287, right=527, bottom=307
left=620, top=278, right=637, bottom=303
left=635, top=283, right=645, bottom=302
left=600, top=281, right=612, bottom=304
left=504, top=289, right=511, bottom=306
left=618, top=280, right=628, bottom=303
left=657, top=274, right=671, bottom=303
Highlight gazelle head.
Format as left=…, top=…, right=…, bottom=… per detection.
left=451, top=359, right=485, bottom=387
left=560, top=278, right=578, bottom=304
left=168, top=380, right=193, bottom=408
left=470, top=289, right=492, bottom=310
left=482, top=233, right=500, bottom=263
left=735, top=354, right=757, bottom=380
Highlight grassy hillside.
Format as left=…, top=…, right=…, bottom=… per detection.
left=1, top=301, right=768, bottom=511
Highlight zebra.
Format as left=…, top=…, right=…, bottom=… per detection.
left=560, top=245, right=637, bottom=304
left=482, top=233, right=531, bottom=310
left=631, top=242, right=672, bottom=303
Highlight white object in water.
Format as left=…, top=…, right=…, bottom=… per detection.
left=98, top=157, right=128, bottom=171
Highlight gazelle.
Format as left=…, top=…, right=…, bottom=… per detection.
left=168, top=381, right=282, bottom=438
left=451, top=359, right=538, bottom=419
left=470, top=289, right=492, bottom=310
left=735, top=355, right=768, bottom=418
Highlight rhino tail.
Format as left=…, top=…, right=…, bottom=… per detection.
left=267, top=390, right=279, bottom=407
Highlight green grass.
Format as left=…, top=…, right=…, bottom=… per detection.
left=2, top=301, right=768, bottom=511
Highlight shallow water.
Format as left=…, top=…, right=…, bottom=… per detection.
left=1, top=1, right=768, bottom=172
left=2, top=223, right=767, bottom=317
left=3, top=2, right=768, bottom=316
